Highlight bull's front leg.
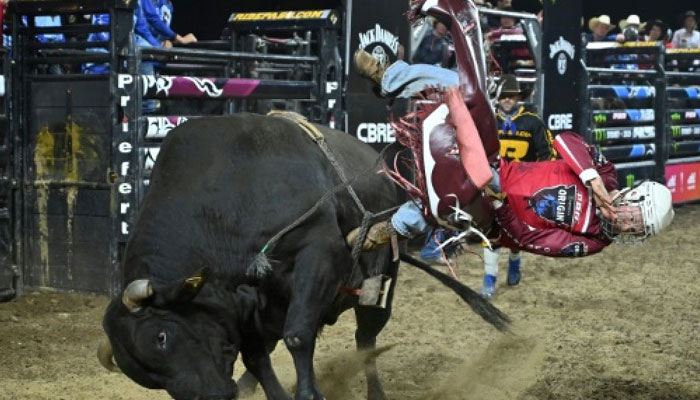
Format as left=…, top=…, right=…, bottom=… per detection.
left=283, top=236, right=346, bottom=400
left=354, top=251, right=399, bottom=400
left=240, top=337, right=290, bottom=400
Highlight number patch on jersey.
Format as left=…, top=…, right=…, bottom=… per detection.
left=499, top=139, right=530, bottom=161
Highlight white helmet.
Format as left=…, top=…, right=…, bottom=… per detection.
left=602, top=181, right=674, bottom=243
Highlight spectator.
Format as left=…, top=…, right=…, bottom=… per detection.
left=480, top=75, right=555, bottom=297
left=617, top=14, right=642, bottom=43
left=487, top=0, right=513, bottom=29
left=487, top=7, right=528, bottom=73
left=412, top=19, right=452, bottom=67
left=135, top=0, right=197, bottom=113
left=671, top=10, right=699, bottom=48
left=644, top=19, right=669, bottom=42
left=586, top=15, right=617, bottom=42
left=486, top=7, right=523, bottom=41
left=141, top=0, right=196, bottom=48
left=149, top=0, right=174, bottom=44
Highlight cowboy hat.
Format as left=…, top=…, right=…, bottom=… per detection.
left=497, top=74, right=530, bottom=99
left=619, top=14, right=642, bottom=30
left=588, top=15, right=616, bottom=33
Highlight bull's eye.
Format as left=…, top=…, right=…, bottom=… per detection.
left=157, top=331, right=167, bottom=350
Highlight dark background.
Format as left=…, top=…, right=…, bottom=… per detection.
left=172, top=0, right=699, bottom=41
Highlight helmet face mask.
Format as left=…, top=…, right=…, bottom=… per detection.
left=601, top=203, right=647, bottom=243
left=601, top=181, right=674, bottom=244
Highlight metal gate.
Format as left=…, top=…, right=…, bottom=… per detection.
left=9, top=0, right=134, bottom=295
left=0, top=48, right=16, bottom=300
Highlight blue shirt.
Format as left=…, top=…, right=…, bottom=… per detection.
left=149, top=0, right=174, bottom=42
left=141, top=0, right=175, bottom=42
left=134, top=0, right=163, bottom=47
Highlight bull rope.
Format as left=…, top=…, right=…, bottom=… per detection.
left=248, top=112, right=399, bottom=282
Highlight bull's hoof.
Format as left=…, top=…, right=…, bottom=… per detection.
left=284, top=336, right=302, bottom=348
left=237, top=371, right=258, bottom=397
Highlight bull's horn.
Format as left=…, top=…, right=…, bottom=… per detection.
left=97, top=337, right=120, bottom=373
left=122, top=279, right=153, bottom=312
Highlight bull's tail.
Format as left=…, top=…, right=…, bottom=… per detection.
left=399, top=252, right=511, bottom=332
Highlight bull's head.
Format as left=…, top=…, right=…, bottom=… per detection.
left=98, top=268, right=262, bottom=400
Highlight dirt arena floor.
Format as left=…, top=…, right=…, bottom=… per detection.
left=1, top=205, right=699, bottom=400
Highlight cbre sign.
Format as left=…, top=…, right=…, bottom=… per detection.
left=542, top=0, right=582, bottom=138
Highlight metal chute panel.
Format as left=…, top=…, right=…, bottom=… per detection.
left=23, top=78, right=113, bottom=293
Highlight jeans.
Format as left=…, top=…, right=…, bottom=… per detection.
left=135, top=34, right=159, bottom=115
left=139, top=60, right=158, bottom=114
left=391, top=201, right=430, bottom=238
left=420, top=227, right=452, bottom=259
left=381, top=61, right=459, bottom=98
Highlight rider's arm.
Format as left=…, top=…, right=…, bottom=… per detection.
left=493, top=202, right=610, bottom=257
left=554, top=131, right=619, bottom=193
left=552, top=131, right=599, bottom=183
left=445, top=87, right=493, bottom=189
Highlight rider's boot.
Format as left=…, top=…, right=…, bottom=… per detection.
left=346, top=220, right=399, bottom=251
left=353, top=49, right=388, bottom=86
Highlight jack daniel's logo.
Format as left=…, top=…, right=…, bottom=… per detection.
left=358, top=24, right=399, bottom=67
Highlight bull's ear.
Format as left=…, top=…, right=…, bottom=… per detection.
left=152, top=267, right=210, bottom=307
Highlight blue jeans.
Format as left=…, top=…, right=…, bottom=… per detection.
left=391, top=201, right=430, bottom=238
left=139, top=60, right=158, bottom=114
left=381, top=61, right=459, bottom=98
left=421, top=227, right=450, bottom=259
left=135, top=34, right=159, bottom=114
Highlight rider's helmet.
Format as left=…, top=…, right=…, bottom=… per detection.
left=601, top=181, right=674, bottom=243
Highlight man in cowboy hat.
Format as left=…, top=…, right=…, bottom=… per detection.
left=587, top=14, right=617, bottom=42
left=672, top=10, right=699, bottom=48
left=619, top=14, right=643, bottom=42
left=480, top=74, right=555, bottom=297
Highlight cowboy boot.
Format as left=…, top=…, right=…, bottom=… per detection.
left=346, top=220, right=396, bottom=251
left=353, top=49, right=387, bottom=86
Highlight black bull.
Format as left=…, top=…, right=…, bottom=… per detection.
left=99, top=114, right=509, bottom=400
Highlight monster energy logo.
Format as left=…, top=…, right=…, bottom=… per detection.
left=671, top=126, right=682, bottom=137
left=593, top=114, right=607, bottom=124
left=626, top=174, right=635, bottom=188
left=594, top=129, right=606, bottom=142
left=671, top=113, right=681, bottom=121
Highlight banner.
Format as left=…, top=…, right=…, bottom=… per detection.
left=665, top=162, right=700, bottom=203
left=346, top=0, right=410, bottom=150
left=541, top=0, right=582, bottom=137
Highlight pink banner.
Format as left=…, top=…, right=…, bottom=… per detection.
left=665, top=162, right=700, bottom=203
